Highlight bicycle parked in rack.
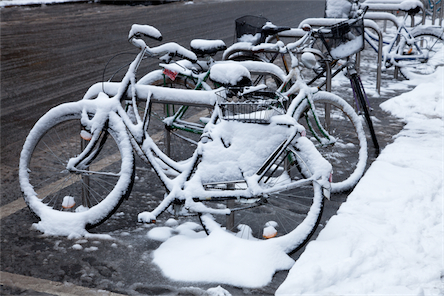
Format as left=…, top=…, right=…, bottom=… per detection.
left=352, top=0, right=444, bottom=78
left=129, top=35, right=368, bottom=193
left=19, top=24, right=333, bottom=254
left=297, top=12, right=381, bottom=154
left=223, top=14, right=370, bottom=192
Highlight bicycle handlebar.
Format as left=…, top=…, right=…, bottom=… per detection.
left=128, top=24, right=163, bottom=41
left=128, top=24, right=198, bottom=63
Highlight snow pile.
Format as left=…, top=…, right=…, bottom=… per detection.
left=0, top=0, right=83, bottom=7
left=150, top=219, right=295, bottom=288
left=276, top=68, right=444, bottom=295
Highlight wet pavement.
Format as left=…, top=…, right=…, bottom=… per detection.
left=0, top=1, right=413, bottom=295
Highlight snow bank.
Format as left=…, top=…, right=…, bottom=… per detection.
left=276, top=67, right=444, bottom=295
left=152, top=222, right=295, bottom=288
left=0, top=0, right=83, bottom=7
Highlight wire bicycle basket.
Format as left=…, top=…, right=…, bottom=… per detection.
left=235, top=15, right=270, bottom=45
left=216, top=88, right=287, bottom=124
left=318, top=17, right=365, bottom=59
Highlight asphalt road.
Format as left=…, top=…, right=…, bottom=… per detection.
left=1, top=1, right=406, bottom=295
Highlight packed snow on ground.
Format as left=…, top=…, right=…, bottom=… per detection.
left=149, top=68, right=443, bottom=294
left=150, top=220, right=295, bottom=288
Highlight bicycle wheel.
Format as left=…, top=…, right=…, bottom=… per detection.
left=397, top=26, right=444, bottom=78
left=19, top=102, right=135, bottom=230
left=200, top=141, right=325, bottom=255
left=133, top=70, right=211, bottom=163
left=294, top=91, right=367, bottom=193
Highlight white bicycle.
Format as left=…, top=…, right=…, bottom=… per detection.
left=19, top=24, right=332, bottom=253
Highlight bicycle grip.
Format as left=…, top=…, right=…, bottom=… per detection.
left=128, top=24, right=163, bottom=42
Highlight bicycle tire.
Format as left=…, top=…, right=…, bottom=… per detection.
left=293, top=91, right=368, bottom=193
left=199, top=140, right=325, bottom=255
left=397, top=26, right=444, bottom=78
left=19, top=102, right=135, bottom=230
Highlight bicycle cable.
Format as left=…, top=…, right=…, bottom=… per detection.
left=102, top=51, right=138, bottom=93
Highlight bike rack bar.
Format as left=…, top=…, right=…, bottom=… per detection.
left=424, top=0, right=444, bottom=25
left=289, top=18, right=382, bottom=94
left=362, top=0, right=426, bottom=25
left=440, top=0, right=444, bottom=26
left=365, top=11, right=400, bottom=29
left=435, top=0, right=444, bottom=26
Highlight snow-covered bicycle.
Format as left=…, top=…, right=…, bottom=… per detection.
left=352, top=0, right=444, bottom=78
left=19, top=24, right=333, bottom=253
left=122, top=21, right=368, bottom=193
left=223, top=17, right=369, bottom=193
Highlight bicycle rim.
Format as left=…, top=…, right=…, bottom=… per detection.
left=19, top=105, right=134, bottom=229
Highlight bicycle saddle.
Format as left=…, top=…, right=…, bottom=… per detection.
left=209, top=63, right=252, bottom=87
left=190, top=39, right=227, bottom=57
left=398, top=1, right=422, bottom=15
left=261, top=24, right=291, bottom=38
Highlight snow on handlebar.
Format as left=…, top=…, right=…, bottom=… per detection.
left=128, top=24, right=162, bottom=41
left=128, top=24, right=198, bottom=63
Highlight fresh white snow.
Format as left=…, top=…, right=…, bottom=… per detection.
left=150, top=217, right=295, bottom=288
left=276, top=68, right=444, bottom=295
left=9, top=0, right=444, bottom=294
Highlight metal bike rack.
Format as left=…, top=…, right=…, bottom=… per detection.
left=362, top=0, right=426, bottom=26
left=365, top=11, right=400, bottom=30
left=280, top=18, right=383, bottom=94
left=427, top=0, right=444, bottom=25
